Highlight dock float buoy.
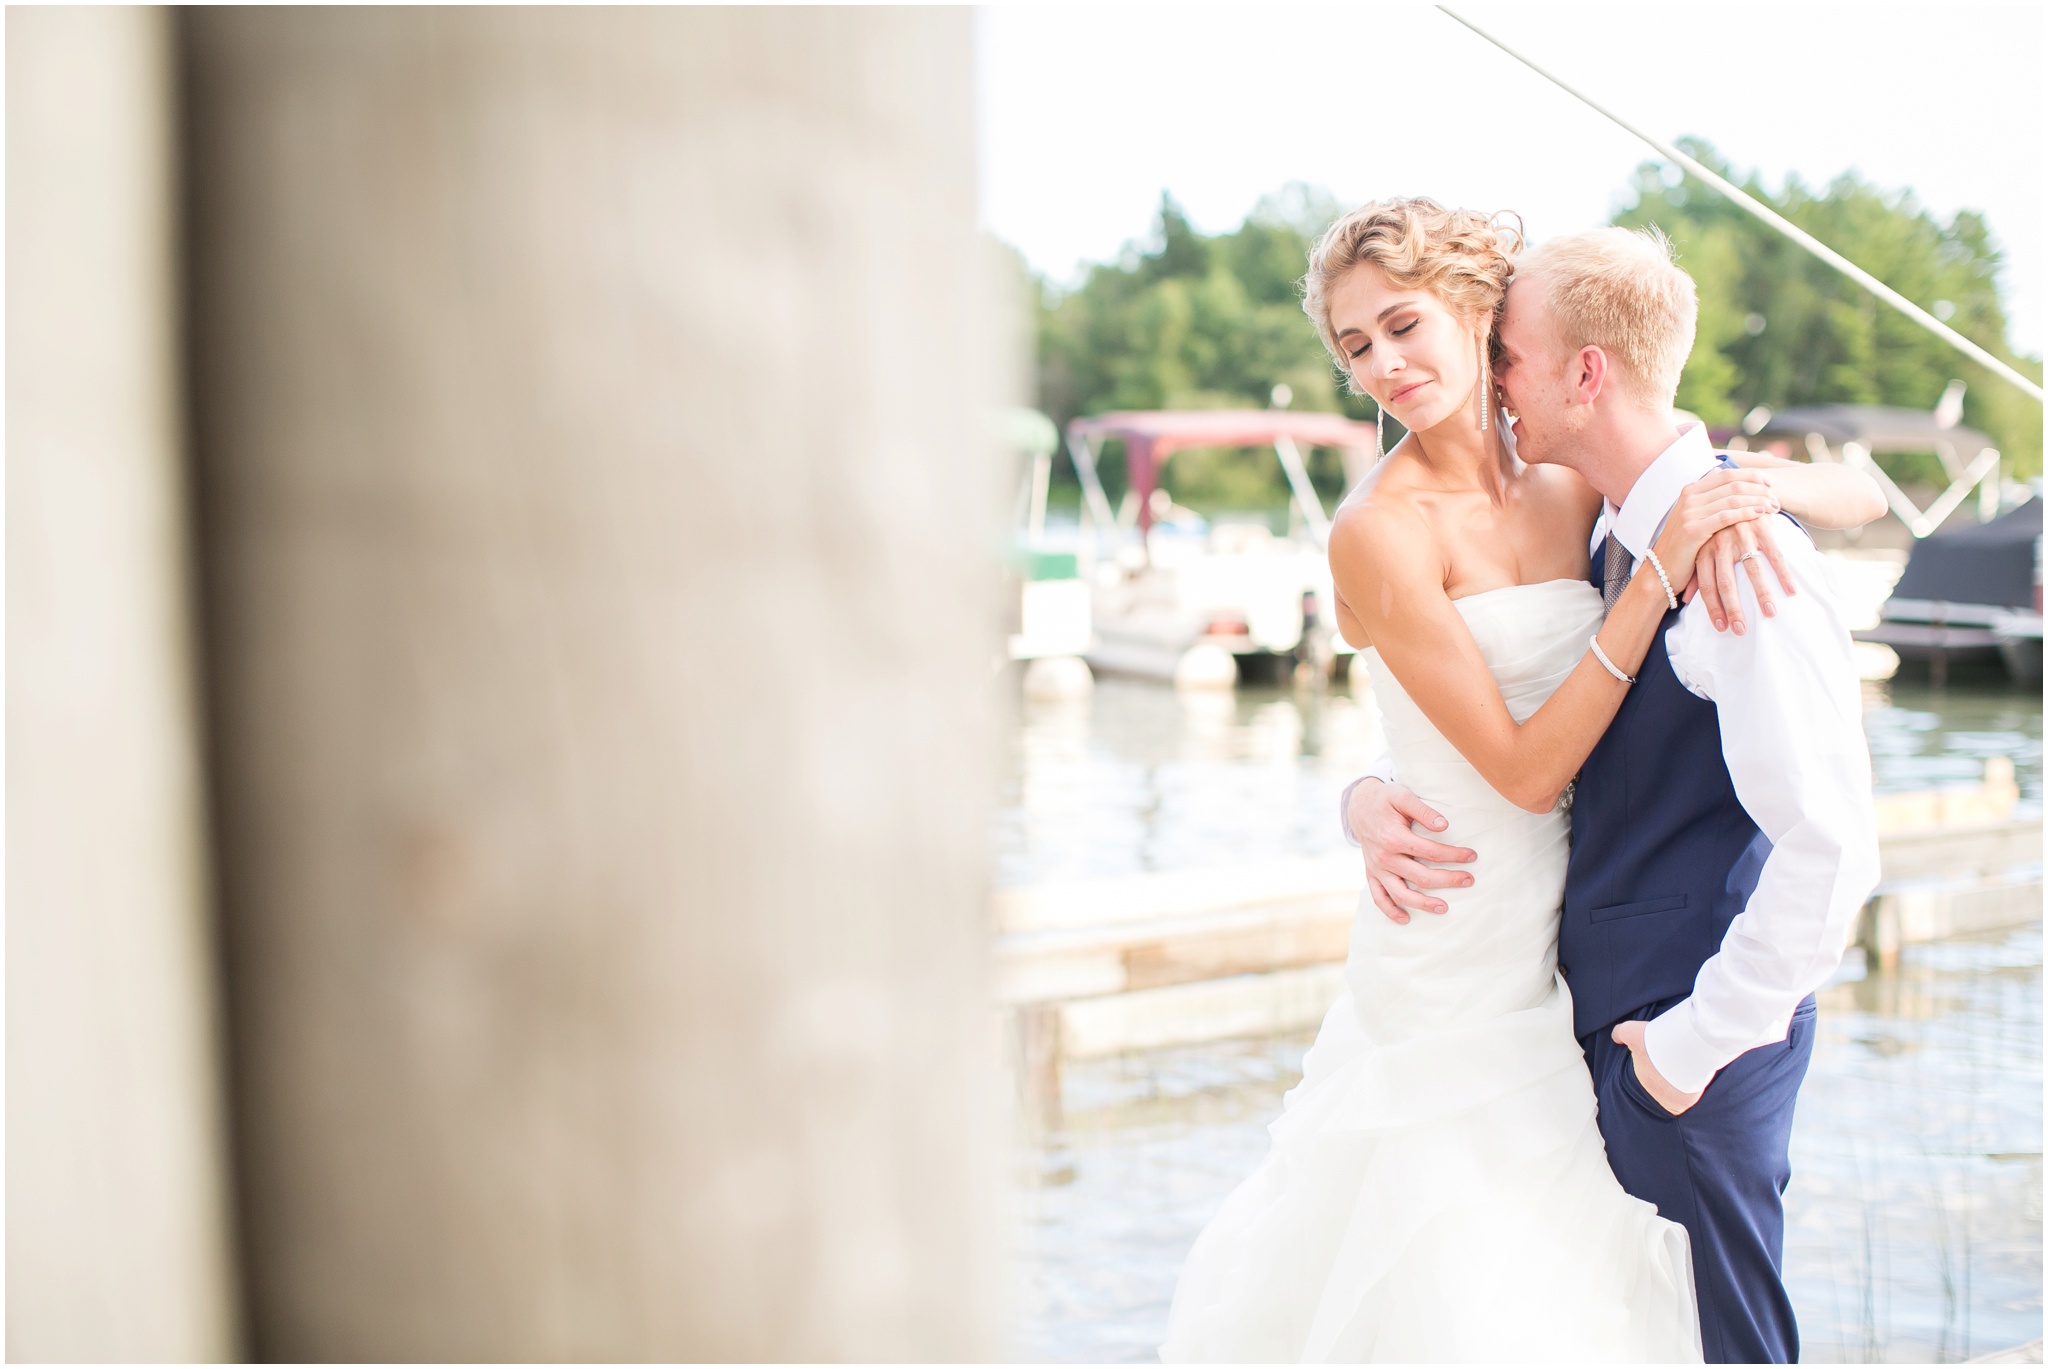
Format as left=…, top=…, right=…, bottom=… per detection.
left=1174, top=643, right=1238, bottom=691
left=1022, top=654, right=1094, bottom=701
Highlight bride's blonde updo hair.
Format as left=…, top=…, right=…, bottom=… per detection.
left=1302, top=197, right=1524, bottom=394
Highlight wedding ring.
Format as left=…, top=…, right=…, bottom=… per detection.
left=1735, top=550, right=1762, bottom=565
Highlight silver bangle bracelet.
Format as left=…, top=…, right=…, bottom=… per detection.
left=1588, top=634, right=1635, bottom=685
left=1641, top=548, right=1679, bottom=610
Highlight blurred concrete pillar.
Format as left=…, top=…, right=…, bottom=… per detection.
left=182, top=9, right=999, bottom=1360
left=6, top=7, right=243, bottom=1361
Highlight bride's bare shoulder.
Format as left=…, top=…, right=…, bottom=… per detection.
left=1330, top=457, right=1438, bottom=576
left=1334, top=455, right=1420, bottom=527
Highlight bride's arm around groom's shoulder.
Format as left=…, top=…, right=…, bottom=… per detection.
left=1636, top=523, right=1884, bottom=1099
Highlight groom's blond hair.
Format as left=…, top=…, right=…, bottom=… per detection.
left=1516, top=227, right=1696, bottom=408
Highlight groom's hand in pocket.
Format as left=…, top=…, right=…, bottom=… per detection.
left=1347, top=779, right=1477, bottom=925
left=1611, top=1020, right=1706, bottom=1115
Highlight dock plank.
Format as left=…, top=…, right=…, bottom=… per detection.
left=996, top=778, right=2038, bottom=1061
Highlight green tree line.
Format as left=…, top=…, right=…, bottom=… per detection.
left=1026, top=150, right=2041, bottom=512
left=1617, top=139, right=2041, bottom=484
left=1030, top=184, right=1367, bottom=512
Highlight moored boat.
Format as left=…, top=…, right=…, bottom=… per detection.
left=1062, top=409, right=1376, bottom=688
left=1856, top=495, right=2042, bottom=683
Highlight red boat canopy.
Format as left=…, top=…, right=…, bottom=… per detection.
left=1065, top=409, right=1377, bottom=533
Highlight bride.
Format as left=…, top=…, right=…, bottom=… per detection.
left=1157, top=199, right=1882, bottom=1363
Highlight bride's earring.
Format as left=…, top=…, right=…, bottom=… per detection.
left=1477, top=338, right=1491, bottom=432
left=1376, top=405, right=1385, bottom=460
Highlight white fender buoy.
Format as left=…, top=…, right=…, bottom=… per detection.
left=1851, top=641, right=1900, bottom=682
left=1022, top=654, right=1094, bottom=701
left=1174, top=642, right=1238, bottom=691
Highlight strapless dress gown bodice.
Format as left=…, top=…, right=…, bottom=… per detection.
left=1161, top=580, right=1702, bottom=1363
left=1345, top=579, right=1602, bottom=1040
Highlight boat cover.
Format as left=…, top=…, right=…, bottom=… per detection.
left=1888, top=496, right=2042, bottom=609
left=1755, top=404, right=1995, bottom=459
left=1066, top=409, right=1377, bottom=533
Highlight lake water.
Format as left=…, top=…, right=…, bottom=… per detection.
left=997, top=674, right=2041, bottom=891
left=998, top=674, right=2042, bottom=1363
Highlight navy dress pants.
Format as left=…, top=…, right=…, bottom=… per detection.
left=1584, top=995, right=1817, bottom=1364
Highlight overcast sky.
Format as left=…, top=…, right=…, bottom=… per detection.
left=977, top=2, right=2046, bottom=358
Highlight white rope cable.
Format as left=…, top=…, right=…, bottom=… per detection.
left=1437, top=5, right=2044, bottom=405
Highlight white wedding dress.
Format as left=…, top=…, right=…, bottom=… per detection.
left=1159, top=579, right=1702, bottom=1363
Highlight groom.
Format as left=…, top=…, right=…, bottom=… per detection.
left=1341, top=227, right=1880, bottom=1363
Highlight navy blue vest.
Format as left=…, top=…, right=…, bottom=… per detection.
left=1559, top=487, right=1785, bottom=1040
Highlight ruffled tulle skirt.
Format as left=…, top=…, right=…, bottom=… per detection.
left=1159, top=969, right=1701, bottom=1363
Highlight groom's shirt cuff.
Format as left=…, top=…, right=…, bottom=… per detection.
left=1643, top=525, right=1882, bottom=1096
left=1338, top=751, right=1398, bottom=847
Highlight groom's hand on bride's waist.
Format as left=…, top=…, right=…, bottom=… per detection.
left=1346, top=779, right=1477, bottom=925
left=1611, top=1020, right=1707, bottom=1115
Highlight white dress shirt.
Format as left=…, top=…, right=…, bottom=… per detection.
left=1615, top=427, right=1882, bottom=1093
left=1343, top=424, right=1882, bottom=1093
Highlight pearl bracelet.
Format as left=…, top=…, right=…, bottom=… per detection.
left=1641, top=548, right=1679, bottom=611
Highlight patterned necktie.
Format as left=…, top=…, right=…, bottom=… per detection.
left=1602, top=532, right=1634, bottom=614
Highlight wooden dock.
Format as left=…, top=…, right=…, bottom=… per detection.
left=997, top=762, right=2040, bottom=1089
